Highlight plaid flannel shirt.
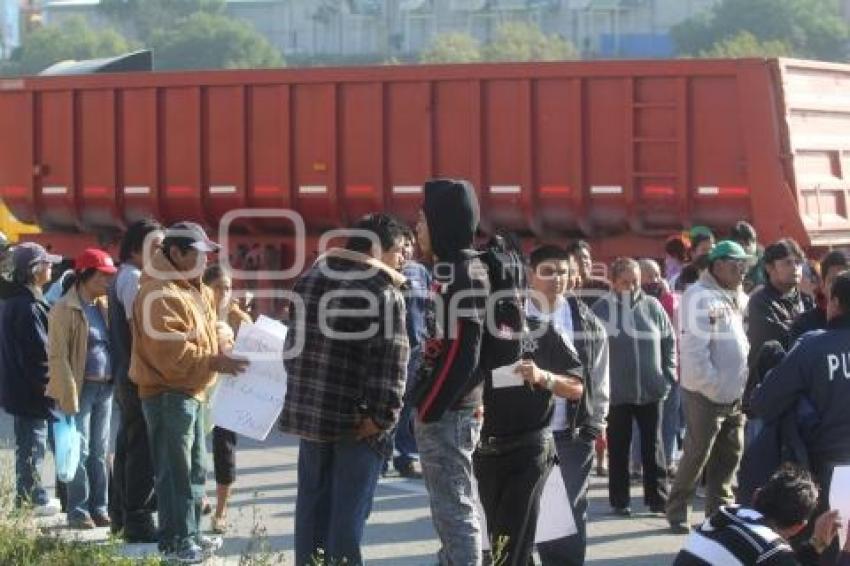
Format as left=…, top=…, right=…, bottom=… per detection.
left=279, top=249, right=410, bottom=447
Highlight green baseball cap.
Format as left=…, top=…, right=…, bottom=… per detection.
left=689, top=225, right=714, bottom=240
left=708, top=240, right=750, bottom=262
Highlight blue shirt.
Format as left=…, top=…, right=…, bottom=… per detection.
left=83, top=302, right=111, bottom=380
left=403, top=261, right=431, bottom=348
left=403, top=261, right=431, bottom=384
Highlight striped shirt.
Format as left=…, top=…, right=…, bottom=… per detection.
left=673, top=506, right=798, bottom=566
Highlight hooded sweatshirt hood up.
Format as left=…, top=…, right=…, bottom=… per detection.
left=422, top=179, right=479, bottom=261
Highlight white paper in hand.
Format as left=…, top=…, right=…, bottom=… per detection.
left=536, top=465, right=577, bottom=541
left=491, top=361, right=524, bottom=389
left=211, top=317, right=288, bottom=441
left=830, top=465, right=850, bottom=548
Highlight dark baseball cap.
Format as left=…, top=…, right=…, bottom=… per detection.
left=12, top=242, right=61, bottom=274
left=163, top=222, right=220, bottom=253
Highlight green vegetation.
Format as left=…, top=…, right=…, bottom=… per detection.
left=420, top=32, right=482, bottom=64
left=699, top=31, right=793, bottom=58
left=149, top=12, right=283, bottom=71
left=7, top=16, right=136, bottom=75
left=483, top=21, right=578, bottom=62
left=0, top=455, right=161, bottom=565
left=673, top=0, right=849, bottom=61
left=421, top=21, right=578, bottom=65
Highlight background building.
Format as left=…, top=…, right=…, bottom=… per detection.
left=0, top=0, right=20, bottom=57
left=39, top=0, right=833, bottom=62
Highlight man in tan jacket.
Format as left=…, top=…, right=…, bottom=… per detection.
left=130, top=222, right=247, bottom=564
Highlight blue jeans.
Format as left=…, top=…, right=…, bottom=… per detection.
left=744, top=417, right=763, bottom=451
left=537, top=432, right=596, bottom=566
left=142, top=392, right=206, bottom=552
left=294, top=437, right=384, bottom=566
left=67, top=381, right=113, bottom=521
left=14, top=415, right=50, bottom=507
left=416, top=408, right=483, bottom=566
left=392, top=403, right=418, bottom=470
left=392, top=354, right=421, bottom=471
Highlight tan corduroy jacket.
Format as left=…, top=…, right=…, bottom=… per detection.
left=129, top=251, right=220, bottom=401
left=46, top=287, right=109, bottom=415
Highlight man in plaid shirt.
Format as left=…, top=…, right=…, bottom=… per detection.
left=280, top=213, right=410, bottom=566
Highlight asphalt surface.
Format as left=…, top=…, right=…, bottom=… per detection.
left=0, top=410, right=698, bottom=564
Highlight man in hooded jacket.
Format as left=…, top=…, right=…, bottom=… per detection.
left=410, top=179, right=490, bottom=566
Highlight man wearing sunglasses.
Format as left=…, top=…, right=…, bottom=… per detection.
left=667, top=240, right=751, bottom=534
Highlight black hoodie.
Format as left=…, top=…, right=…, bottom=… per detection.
left=413, top=179, right=490, bottom=422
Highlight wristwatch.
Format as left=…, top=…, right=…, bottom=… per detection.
left=542, top=371, right=556, bottom=391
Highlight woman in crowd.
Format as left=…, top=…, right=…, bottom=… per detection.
left=0, top=243, right=62, bottom=515
left=46, top=248, right=118, bottom=529
left=202, top=264, right=252, bottom=534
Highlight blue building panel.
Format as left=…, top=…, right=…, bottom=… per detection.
left=599, top=33, right=675, bottom=58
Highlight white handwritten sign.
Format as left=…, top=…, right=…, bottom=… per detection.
left=830, top=465, right=850, bottom=548
left=210, top=316, right=288, bottom=441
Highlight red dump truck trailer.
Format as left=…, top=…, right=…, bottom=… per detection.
left=1, top=57, right=849, bottom=262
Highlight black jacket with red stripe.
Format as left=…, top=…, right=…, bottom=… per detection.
left=412, top=253, right=489, bottom=423
left=411, top=178, right=489, bottom=423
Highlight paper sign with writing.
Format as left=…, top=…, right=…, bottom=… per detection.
left=210, top=316, right=288, bottom=441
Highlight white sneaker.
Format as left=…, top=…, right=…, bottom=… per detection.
left=33, top=498, right=61, bottom=517
left=197, top=534, right=223, bottom=555
left=164, top=542, right=205, bottom=565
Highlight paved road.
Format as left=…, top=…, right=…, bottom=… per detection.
left=0, top=412, right=698, bottom=564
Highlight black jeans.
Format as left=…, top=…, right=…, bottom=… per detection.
left=607, top=401, right=668, bottom=509
left=473, top=432, right=555, bottom=566
left=109, top=377, right=156, bottom=534
left=537, top=431, right=595, bottom=566
left=212, top=426, right=238, bottom=485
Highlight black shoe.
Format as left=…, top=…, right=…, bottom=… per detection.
left=611, top=506, right=632, bottom=517
left=123, top=522, right=159, bottom=544
left=68, top=516, right=97, bottom=530
left=92, top=514, right=112, bottom=528
left=123, top=528, right=159, bottom=544
left=669, top=522, right=690, bottom=534
left=396, top=462, right=422, bottom=480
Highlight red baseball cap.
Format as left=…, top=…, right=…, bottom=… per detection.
left=75, top=248, right=117, bottom=274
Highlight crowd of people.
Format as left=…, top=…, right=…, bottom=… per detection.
left=0, top=221, right=251, bottom=563
left=2, top=177, right=850, bottom=565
